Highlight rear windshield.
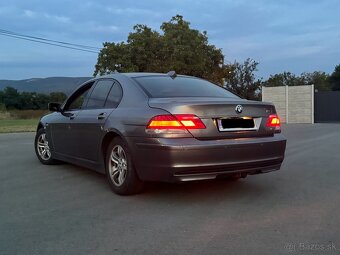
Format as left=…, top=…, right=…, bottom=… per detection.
left=134, top=76, right=239, bottom=98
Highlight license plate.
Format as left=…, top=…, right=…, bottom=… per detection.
left=217, top=117, right=260, bottom=132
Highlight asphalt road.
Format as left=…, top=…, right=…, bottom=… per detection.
left=1, top=124, right=339, bottom=255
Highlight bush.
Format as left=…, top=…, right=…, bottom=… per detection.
left=0, top=87, right=67, bottom=110
left=0, top=112, right=11, bottom=120
left=0, top=103, right=6, bottom=112
left=8, top=110, right=48, bottom=119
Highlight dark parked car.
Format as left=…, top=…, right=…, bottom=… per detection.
left=35, top=72, right=286, bottom=195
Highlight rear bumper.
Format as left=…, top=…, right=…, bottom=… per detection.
left=127, top=134, right=286, bottom=182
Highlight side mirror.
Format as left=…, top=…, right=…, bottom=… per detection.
left=48, top=102, right=62, bottom=112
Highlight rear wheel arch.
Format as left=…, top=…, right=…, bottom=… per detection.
left=37, top=122, right=44, bottom=132
left=101, top=131, right=142, bottom=179
left=101, top=131, right=124, bottom=162
left=105, top=136, right=144, bottom=195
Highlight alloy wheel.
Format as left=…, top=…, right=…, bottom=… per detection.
left=109, top=145, right=128, bottom=186
left=37, top=133, right=51, bottom=161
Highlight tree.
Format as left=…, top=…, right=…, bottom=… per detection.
left=159, top=15, right=225, bottom=84
left=329, top=64, right=340, bottom=91
left=33, top=93, right=50, bottom=110
left=0, top=103, right=5, bottom=111
left=262, top=71, right=331, bottom=91
left=94, top=15, right=225, bottom=84
left=0, top=90, right=5, bottom=111
left=224, top=59, right=262, bottom=100
left=0, top=87, right=68, bottom=110
left=300, top=71, right=331, bottom=91
left=2, top=87, right=21, bottom=109
left=127, top=24, right=164, bottom=72
left=50, top=92, right=67, bottom=103
left=20, top=92, right=37, bottom=110
left=262, top=72, right=302, bottom=87
left=0, top=90, right=4, bottom=106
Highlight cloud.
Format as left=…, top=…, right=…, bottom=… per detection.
left=106, top=7, right=162, bottom=18
left=21, top=9, right=70, bottom=23
left=90, top=24, right=119, bottom=33
left=0, top=0, right=339, bottom=79
left=43, top=13, right=70, bottom=23
left=23, top=9, right=36, bottom=18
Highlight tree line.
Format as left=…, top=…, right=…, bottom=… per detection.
left=1, top=61, right=338, bottom=111
left=1, top=15, right=339, bottom=110
left=0, top=87, right=66, bottom=111
left=94, top=15, right=340, bottom=100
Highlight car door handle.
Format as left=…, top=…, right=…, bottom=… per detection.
left=97, top=113, right=106, bottom=120
left=70, top=114, right=75, bottom=120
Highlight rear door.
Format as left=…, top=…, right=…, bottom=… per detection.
left=72, top=79, right=123, bottom=162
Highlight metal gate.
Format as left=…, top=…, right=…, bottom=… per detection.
left=314, top=91, right=340, bottom=123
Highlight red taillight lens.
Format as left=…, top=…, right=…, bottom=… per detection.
left=174, top=114, right=206, bottom=129
left=147, top=115, right=183, bottom=129
left=147, top=114, right=206, bottom=130
left=266, top=114, right=281, bottom=132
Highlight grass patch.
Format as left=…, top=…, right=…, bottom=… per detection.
left=6, top=110, right=48, bottom=119
left=0, top=119, right=39, bottom=133
left=0, top=110, right=47, bottom=133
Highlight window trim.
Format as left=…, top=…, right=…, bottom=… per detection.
left=62, top=81, right=96, bottom=112
left=84, top=78, right=114, bottom=110
left=104, top=81, right=123, bottom=109
left=83, top=78, right=124, bottom=110
left=132, top=75, right=239, bottom=99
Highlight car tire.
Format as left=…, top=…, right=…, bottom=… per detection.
left=105, top=137, right=144, bottom=195
left=35, top=128, right=59, bottom=165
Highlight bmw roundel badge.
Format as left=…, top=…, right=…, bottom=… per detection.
left=235, top=104, right=243, bottom=114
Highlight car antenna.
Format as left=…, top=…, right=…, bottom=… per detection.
left=167, top=71, right=177, bottom=79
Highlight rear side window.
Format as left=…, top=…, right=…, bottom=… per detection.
left=105, top=82, right=123, bottom=108
left=86, top=80, right=113, bottom=108
left=134, top=76, right=239, bottom=98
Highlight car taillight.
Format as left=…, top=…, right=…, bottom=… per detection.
left=147, top=114, right=206, bottom=131
left=266, top=114, right=281, bottom=133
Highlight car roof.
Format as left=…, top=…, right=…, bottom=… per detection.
left=97, top=72, right=192, bottom=79
left=122, top=72, right=167, bottom=78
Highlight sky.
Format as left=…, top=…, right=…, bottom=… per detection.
left=0, top=0, right=339, bottom=80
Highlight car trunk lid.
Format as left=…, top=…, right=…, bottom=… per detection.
left=148, top=97, right=277, bottom=139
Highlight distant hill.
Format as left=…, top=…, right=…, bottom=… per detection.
left=0, top=77, right=92, bottom=95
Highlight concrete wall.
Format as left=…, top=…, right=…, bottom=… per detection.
left=262, top=85, right=314, bottom=124
left=262, top=86, right=287, bottom=123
